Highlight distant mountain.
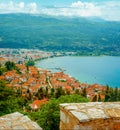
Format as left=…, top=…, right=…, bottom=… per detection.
left=0, top=13, right=120, bottom=55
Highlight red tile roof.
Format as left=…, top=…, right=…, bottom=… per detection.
left=30, top=99, right=48, bottom=109
left=0, top=57, right=5, bottom=61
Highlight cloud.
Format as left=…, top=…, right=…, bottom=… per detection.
left=0, top=1, right=120, bottom=21
left=0, top=1, right=38, bottom=14
left=99, top=1, right=120, bottom=21
left=40, top=1, right=101, bottom=17
left=42, top=1, right=120, bottom=21
left=27, top=3, right=38, bottom=14
left=19, top=2, right=24, bottom=9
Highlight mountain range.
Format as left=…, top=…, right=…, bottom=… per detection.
left=0, top=13, right=120, bottom=55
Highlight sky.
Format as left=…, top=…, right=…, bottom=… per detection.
left=0, top=0, right=120, bottom=21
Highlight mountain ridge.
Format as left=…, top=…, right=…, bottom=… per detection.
left=0, top=13, right=120, bottom=55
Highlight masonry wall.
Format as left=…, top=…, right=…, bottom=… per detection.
left=0, top=112, right=42, bottom=130
left=60, top=102, right=120, bottom=130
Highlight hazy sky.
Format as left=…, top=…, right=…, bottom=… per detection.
left=0, top=0, right=120, bottom=21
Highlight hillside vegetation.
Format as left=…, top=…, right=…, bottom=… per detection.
left=0, top=14, right=120, bottom=55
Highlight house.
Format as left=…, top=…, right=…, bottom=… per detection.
left=30, top=99, right=48, bottom=110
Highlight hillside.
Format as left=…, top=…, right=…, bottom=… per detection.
left=0, top=14, right=120, bottom=55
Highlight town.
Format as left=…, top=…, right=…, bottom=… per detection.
left=1, top=48, right=120, bottom=130
left=0, top=48, right=74, bottom=64
left=0, top=48, right=106, bottom=111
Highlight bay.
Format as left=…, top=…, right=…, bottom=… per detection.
left=36, top=56, right=120, bottom=88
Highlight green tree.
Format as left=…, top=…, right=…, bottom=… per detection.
left=28, top=94, right=89, bottom=130
left=92, top=95, right=97, bottom=102
left=0, top=68, right=3, bottom=75
left=5, top=61, right=16, bottom=71
left=82, top=88, right=87, bottom=97
left=0, top=80, right=14, bottom=101
left=50, top=88, right=55, bottom=98
left=0, top=80, right=26, bottom=116
left=104, top=87, right=120, bottom=102
left=114, top=87, right=119, bottom=101
left=104, top=85, right=111, bottom=102
left=75, top=89, right=80, bottom=94
left=26, top=60, right=35, bottom=66
left=44, top=87, right=49, bottom=98
left=98, top=94, right=101, bottom=102
left=35, top=87, right=44, bottom=99
left=27, top=89, right=33, bottom=100
left=55, top=87, right=65, bottom=98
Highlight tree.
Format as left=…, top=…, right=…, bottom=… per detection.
left=82, top=88, right=87, bottom=97
left=0, top=80, right=14, bottom=101
left=98, top=94, right=101, bottom=102
left=27, top=89, right=33, bottom=100
left=0, top=68, right=3, bottom=75
left=114, top=87, right=119, bottom=101
left=75, top=89, right=80, bottom=94
left=104, top=86, right=120, bottom=102
left=44, top=87, right=49, bottom=98
left=92, top=95, right=97, bottom=102
left=106, top=85, right=110, bottom=94
left=28, top=94, right=89, bottom=130
left=35, top=87, right=44, bottom=99
left=104, top=85, right=111, bottom=102
left=66, top=90, right=70, bottom=95
left=5, top=61, right=16, bottom=71
left=26, top=60, right=35, bottom=67
left=50, top=88, right=55, bottom=98
left=0, top=80, right=27, bottom=116
left=55, top=87, right=65, bottom=98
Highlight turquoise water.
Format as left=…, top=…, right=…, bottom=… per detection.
left=36, top=56, right=120, bottom=87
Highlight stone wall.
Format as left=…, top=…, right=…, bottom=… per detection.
left=60, top=102, right=120, bottom=130
left=0, top=112, right=42, bottom=130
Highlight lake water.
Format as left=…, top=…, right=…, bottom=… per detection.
left=36, top=56, right=120, bottom=88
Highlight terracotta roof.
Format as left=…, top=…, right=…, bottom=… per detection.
left=0, top=76, right=5, bottom=80
left=30, top=99, right=48, bottom=109
left=0, top=57, right=5, bottom=61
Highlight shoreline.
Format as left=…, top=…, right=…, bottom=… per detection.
left=35, top=56, right=120, bottom=88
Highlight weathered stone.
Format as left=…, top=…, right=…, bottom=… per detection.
left=105, top=108, right=120, bottom=117
left=73, top=125, right=80, bottom=130
left=0, top=126, right=5, bottom=129
left=60, top=103, right=69, bottom=107
left=12, top=125, right=25, bottom=130
left=3, top=121, right=11, bottom=128
left=104, top=103, right=118, bottom=109
left=78, top=125, right=93, bottom=130
left=87, top=108, right=108, bottom=119
left=86, top=102, right=102, bottom=107
left=60, top=102, right=120, bottom=130
left=65, top=105, right=78, bottom=110
left=12, top=115, right=31, bottom=126
left=71, top=111, right=89, bottom=122
left=60, top=111, right=69, bottom=124
left=0, top=112, right=42, bottom=130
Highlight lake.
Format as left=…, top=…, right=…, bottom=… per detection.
left=36, top=56, right=120, bottom=88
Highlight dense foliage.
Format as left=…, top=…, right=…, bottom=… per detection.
left=0, top=80, right=27, bottom=116
left=5, top=61, right=16, bottom=70
left=0, top=66, right=7, bottom=75
left=0, top=14, right=120, bottom=55
left=104, top=86, right=120, bottom=102
left=28, top=94, right=89, bottom=130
